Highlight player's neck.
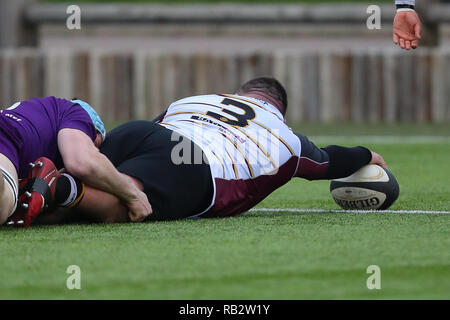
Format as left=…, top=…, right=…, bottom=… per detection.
left=238, top=91, right=284, bottom=116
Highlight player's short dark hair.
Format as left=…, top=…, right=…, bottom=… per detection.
left=237, top=77, right=288, bottom=115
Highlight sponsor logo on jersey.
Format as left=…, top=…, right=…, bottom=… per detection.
left=2, top=113, right=22, bottom=122
left=191, top=115, right=246, bottom=144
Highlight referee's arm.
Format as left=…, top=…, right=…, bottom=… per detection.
left=393, top=0, right=421, bottom=50
left=395, top=0, right=415, bottom=8
left=293, top=133, right=386, bottom=181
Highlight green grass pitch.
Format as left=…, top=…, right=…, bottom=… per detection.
left=1, top=124, right=449, bottom=300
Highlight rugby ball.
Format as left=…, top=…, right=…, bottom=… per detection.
left=330, top=165, right=399, bottom=210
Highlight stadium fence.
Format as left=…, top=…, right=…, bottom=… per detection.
left=1, top=49, right=449, bottom=123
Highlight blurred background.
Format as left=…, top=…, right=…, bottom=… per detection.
left=0, top=0, right=449, bottom=126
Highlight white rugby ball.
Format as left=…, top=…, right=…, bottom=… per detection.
left=330, top=165, right=400, bottom=210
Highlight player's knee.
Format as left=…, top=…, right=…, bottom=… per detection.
left=0, top=179, right=7, bottom=224
left=0, top=209, right=9, bottom=224
left=0, top=201, right=14, bottom=225
left=0, top=177, right=16, bottom=224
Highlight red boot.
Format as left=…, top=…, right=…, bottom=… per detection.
left=6, top=157, right=60, bottom=228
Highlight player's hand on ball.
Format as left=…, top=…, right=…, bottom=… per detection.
left=393, top=10, right=421, bottom=50
left=126, top=190, right=152, bottom=222
left=369, top=151, right=388, bottom=169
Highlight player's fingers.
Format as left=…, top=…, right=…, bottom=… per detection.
left=144, top=204, right=152, bottom=216
left=393, top=33, right=399, bottom=45
left=370, top=152, right=388, bottom=169
left=399, top=38, right=406, bottom=49
left=405, top=40, right=412, bottom=51
left=415, top=22, right=422, bottom=40
left=379, top=157, right=388, bottom=169
left=412, top=40, right=419, bottom=49
left=129, top=201, right=152, bottom=222
left=127, top=211, right=138, bottom=222
left=377, top=161, right=388, bottom=170
left=139, top=193, right=152, bottom=215
left=128, top=210, right=146, bottom=222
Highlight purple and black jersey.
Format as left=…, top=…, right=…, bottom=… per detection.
left=0, top=96, right=97, bottom=179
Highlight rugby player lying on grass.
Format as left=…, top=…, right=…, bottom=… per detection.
left=18, top=77, right=387, bottom=226
left=0, top=97, right=151, bottom=227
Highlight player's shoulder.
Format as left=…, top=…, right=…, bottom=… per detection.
left=224, top=94, right=285, bottom=120
left=20, top=96, right=72, bottom=109
left=169, top=94, right=223, bottom=107
left=15, top=96, right=50, bottom=105
left=28, top=96, right=59, bottom=104
left=5, top=96, right=55, bottom=112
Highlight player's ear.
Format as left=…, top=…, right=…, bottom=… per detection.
left=94, top=133, right=102, bottom=148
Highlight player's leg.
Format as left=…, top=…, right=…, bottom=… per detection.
left=37, top=121, right=213, bottom=224
left=0, top=153, right=19, bottom=224
left=27, top=121, right=150, bottom=225
left=73, top=184, right=132, bottom=223
left=10, top=156, right=128, bottom=226
left=70, top=174, right=144, bottom=223
left=33, top=173, right=142, bottom=225
left=102, top=124, right=214, bottom=221
left=33, top=185, right=127, bottom=225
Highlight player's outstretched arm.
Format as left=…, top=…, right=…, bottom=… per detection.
left=33, top=173, right=144, bottom=225
left=69, top=184, right=130, bottom=224
left=394, top=0, right=421, bottom=50
left=294, top=133, right=387, bottom=181
left=57, top=128, right=152, bottom=222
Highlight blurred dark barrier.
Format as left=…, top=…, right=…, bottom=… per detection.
left=1, top=49, right=448, bottom=124
left=1, top=3, right=449, bottom=48
left=24, top=3, right=395, bottom=24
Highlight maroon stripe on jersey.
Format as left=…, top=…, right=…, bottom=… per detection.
left=203, top=156, right=299, bottom=218
left=296, top=157, right=329, bottom=180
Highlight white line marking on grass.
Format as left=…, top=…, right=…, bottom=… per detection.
left=251, top=208, right=450, bottom=215
left=308, top=136, right=450, bottom=144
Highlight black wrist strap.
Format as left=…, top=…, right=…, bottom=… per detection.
left=396, top=4, right=415, bottom=10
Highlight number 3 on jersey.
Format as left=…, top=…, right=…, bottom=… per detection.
left=206, top=98, right=256, bottom=127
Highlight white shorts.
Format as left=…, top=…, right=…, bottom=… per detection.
left=1, top=166, right=18, bottom=217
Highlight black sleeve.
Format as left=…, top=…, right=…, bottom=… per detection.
left=294, top=133, right=372, bottom=180
left=322, top=145, right=372, bottom=179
